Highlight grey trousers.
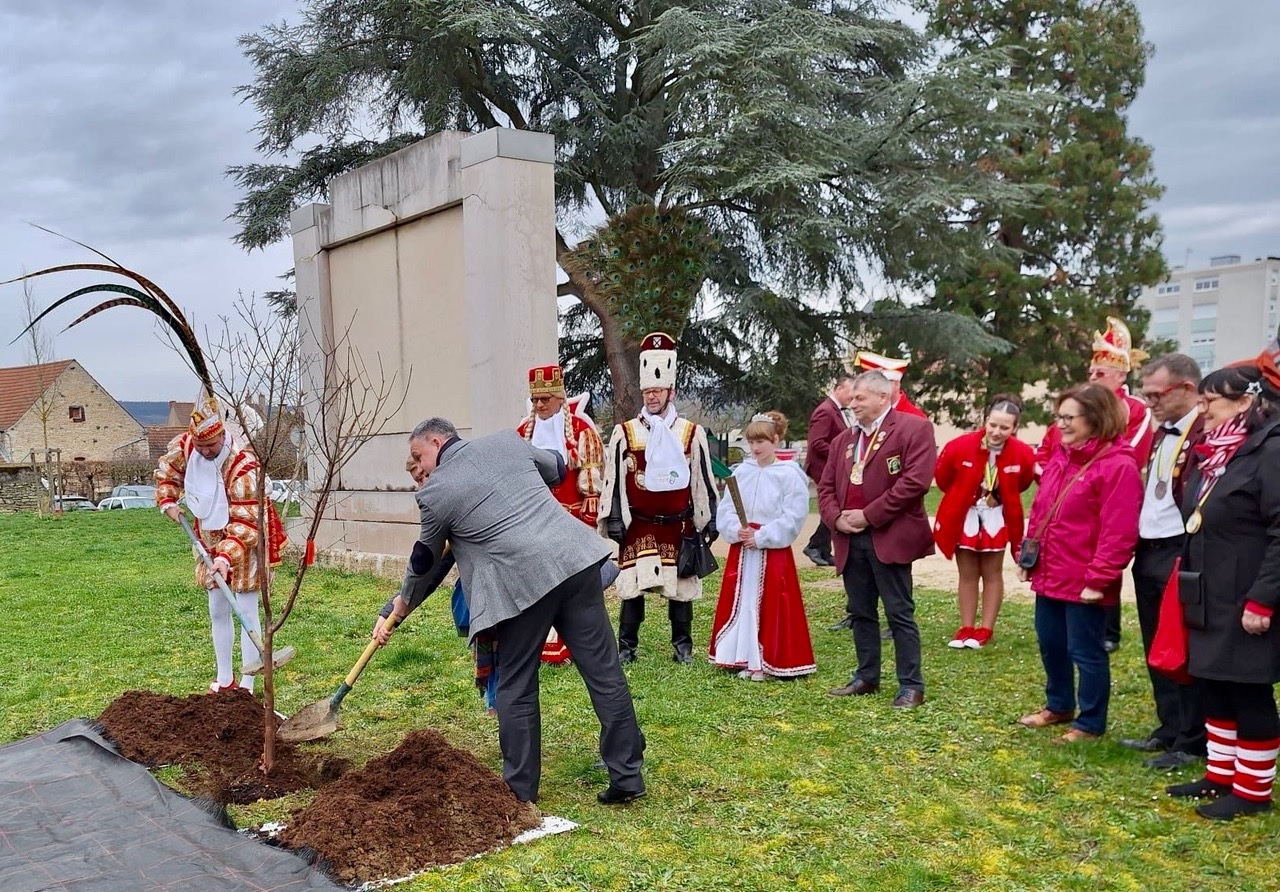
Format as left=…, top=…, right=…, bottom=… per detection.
left=494, top=560, right=645, bottom=802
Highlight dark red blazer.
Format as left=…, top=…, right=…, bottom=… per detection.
left=804, top=397, right=848, bottom=483
left=932, top=430, right=1036, bottom=559
left=818, top=410, right=937, bottom=569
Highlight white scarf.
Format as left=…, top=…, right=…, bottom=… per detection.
left=531, top=410, right=567, bottom=459
left=186, top=440, right=231, bottom=531
left=641, top=403, right=689, bottom=492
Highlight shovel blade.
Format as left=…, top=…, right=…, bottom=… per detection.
left=277, top=699, right=340, bottom=743
left=241, top=645, right=298, bottom=677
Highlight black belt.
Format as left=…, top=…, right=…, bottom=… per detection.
left=631, top=510, right=691, bottom=525
left=1139, top=535, right=1183, bottom=547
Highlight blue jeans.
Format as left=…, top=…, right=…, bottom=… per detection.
left=1034, top=596, right=1110, bottom=735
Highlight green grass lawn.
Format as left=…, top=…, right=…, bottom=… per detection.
left=2, top=510, right=1273, bottom=890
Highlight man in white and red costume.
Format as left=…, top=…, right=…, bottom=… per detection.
left=852, top=351, right=928, bottom=419
left=1033, top=315, right=1154, bottom=653
left=516, top=364, right=605, bottom=664
left=600, top=332, right=718, bottom=664
left=155, top=395, right=286, bottom=693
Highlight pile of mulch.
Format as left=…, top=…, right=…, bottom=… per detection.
left=95, top=690, right=544, bottom=883
left=278, top=729, right=542, bottom=883
left=96, top=689, right=347, bottom=803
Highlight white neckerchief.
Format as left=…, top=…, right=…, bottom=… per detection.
left=186, top=440, right=231, bottom=530
left=531, top=410, right=567, bottom=459
left=641, top=403, right=690, bottom=491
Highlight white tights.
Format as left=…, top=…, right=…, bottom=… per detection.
left=208, top=589, right=261, bottom=692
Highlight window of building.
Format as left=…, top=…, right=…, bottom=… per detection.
left=1156, top=282, right=1181, bottom=295
left=1194, top=277, right=1220, bottom=292
left=68, top=406, right=85, bottom=423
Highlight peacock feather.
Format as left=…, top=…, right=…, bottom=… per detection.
left=561, top=201, right=717, bottom=344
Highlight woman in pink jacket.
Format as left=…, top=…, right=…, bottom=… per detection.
left=1017, top=383, right=1142, bottom=743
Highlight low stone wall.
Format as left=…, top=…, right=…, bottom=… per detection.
left=0, top=464, right=40, bottom=513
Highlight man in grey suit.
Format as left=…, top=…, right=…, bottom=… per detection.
left=375, top=417, right=646, bottom=805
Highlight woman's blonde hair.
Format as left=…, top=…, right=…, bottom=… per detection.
left=744, top=410, right=789, bottom=441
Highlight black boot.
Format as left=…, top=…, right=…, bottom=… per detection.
left=669, top=600, right=694, bottom=664
left=617, top=598, right=644, bottom=664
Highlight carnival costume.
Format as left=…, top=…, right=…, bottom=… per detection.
left=600, top=332, right=717, bottom=662
left=708, top=434, right=816, bottom=679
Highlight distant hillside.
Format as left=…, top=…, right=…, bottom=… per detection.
left=121, top=401, right=172, bottom=426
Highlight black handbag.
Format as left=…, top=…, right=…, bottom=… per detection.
left=677, top=531, right=718, bottom=579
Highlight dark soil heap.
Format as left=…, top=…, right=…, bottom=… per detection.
left=279, top=729, right=542, bottom=883
left=97, top=689, right=346, bottom=803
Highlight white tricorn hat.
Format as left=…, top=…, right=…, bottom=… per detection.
left=850, top=350, right=910, bottom=382
left=638, top=331, right=678, bottom=390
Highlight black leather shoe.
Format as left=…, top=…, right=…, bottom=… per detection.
left=1103, top=639, right=1120, bottom=654
left=1168, top=778, right=1230, bottom=799
left=1120, top=736, right=1169, bottom=753
left=828, top=678, right=879, bottom=697
left=1145, top=750, right=1203, bottom=770
left=827, top=615, right=853, bottom=632
left=803, top=547, right=834, bottom=567
left=618, top=647, right=637, bottom=664
left=881, top=625, right=893, bottom=641
left=597, top=785, right=647, bottom=805
left=891, top=690, right=925, bottom=708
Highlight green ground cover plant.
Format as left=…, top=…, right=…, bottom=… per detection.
left=1, top=509, right=1273, bottom=890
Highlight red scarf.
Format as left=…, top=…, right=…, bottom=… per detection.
left=1195, top=412, right=1250, bottom=482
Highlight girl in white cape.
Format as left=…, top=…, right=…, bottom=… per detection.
left=708, top=411, right=817, bottom=679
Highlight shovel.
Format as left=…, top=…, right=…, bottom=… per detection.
left=277, top=613, right=402, bottom=742
left=279, top=542, right=453, bottom=742
left=178, top=514, right=297, bottom=676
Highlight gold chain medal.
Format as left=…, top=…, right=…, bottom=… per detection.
left=1185, top=509, right=1202, bottom=535
left=850, top=463, right=864, bottom=486
left=1154, top=479, right=1169, bottom=500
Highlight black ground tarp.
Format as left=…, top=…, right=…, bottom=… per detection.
left=0, top=719, right=340, bottom=892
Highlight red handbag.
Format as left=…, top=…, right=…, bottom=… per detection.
left=1148, top=556, right=1193, bottom=684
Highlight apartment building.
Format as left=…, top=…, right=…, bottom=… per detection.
left=1137, top=255, right=1280, bottom=372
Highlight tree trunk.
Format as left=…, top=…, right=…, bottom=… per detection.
left=557, top=238, right=642, bottom=423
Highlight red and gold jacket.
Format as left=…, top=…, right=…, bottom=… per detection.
left=516, top=396, right=604, bottom=526
left=155, top=433, right=287, bottom=593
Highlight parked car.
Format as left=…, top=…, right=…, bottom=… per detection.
left=53, top=495, right=97, bottom=512
left=111, top=484, right=157, bottom=499
left=268, top=479, right=305, bottom=503
left=97, top=496, right=154, bottom=511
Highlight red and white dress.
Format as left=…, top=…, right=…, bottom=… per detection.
left=933, top=430, right=1036, bottom=560
left=957, top=450, right=1008, bottom=552
left=708, top=457, right=816, bottom=678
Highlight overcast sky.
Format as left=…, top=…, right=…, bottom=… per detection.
left=0, top=0, right=1276, bottom=400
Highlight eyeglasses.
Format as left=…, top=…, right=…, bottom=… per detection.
left=531, top=395, right=556, bottom=404
left=1052, top=413, right=1081, bottom=425
left=1140, top=382, right=1189, bottom=404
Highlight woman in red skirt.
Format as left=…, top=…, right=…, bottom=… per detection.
left=933, top=395, right=1036, bottom=648
left=709, top=411, right=816, bottom=680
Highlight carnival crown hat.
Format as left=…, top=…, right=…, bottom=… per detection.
left=1091, top=316, right=1149, bottom=373
left=189, top=394, right=225, bottom=445
left=850, top=350, right=909, bottom=381
left=528, top=364, right=567, bottom=398
left=639, top=331, right=677, bottom=390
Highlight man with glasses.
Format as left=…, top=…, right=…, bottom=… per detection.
left=1033, top=316, right=1155, bottom=653
left=599, top=332, right=718, bottom=664
left=517, top=364, right=606, bottom=663
left=1120, top=353, right=1208, bottom=768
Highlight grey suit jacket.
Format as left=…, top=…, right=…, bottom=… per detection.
left=400, top=430, right=613, bottom=642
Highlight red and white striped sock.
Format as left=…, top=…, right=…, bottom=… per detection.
left=1205, top=719, right=1237, bottom=786
left=1233, top=737, right=1280, bottom=803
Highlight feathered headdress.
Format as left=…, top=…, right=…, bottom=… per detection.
left=3, top=230, right=217, bottom=441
